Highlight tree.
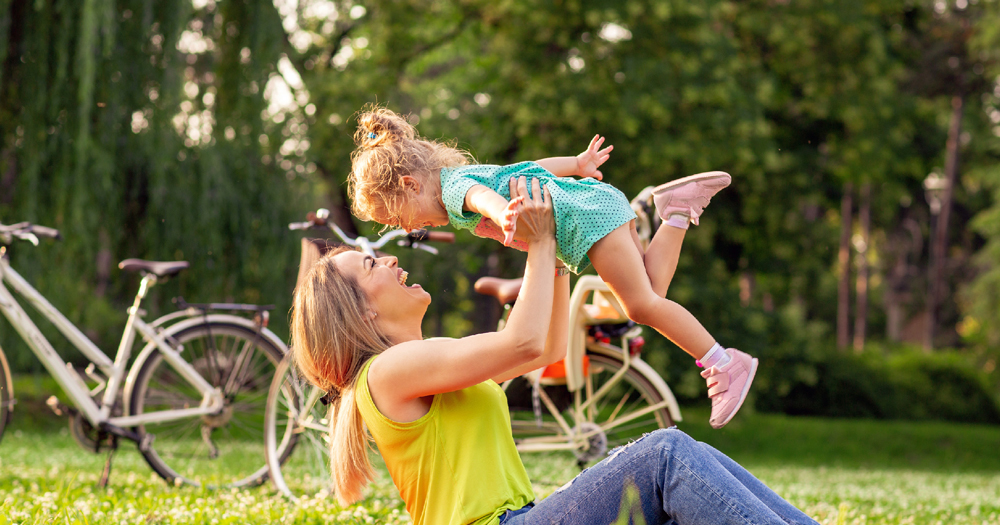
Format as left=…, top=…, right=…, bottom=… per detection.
left=0, top=0, right=310, bottom=370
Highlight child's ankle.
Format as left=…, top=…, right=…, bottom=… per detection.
left=697, top=343, right=730, bottom=368
left=665, top=214, right=690, bottom=230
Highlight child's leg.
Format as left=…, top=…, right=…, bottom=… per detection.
left=638, top=171, right=732, bottom=298
left=592, top=225, right=758, bottom=429
left=590, top=225, right=714, bottom=359
left=637, top=220, right=686, bottom=298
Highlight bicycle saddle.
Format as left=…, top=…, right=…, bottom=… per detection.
left=118, top=259, right=190, bottom=277
left=474, top=276, right=523, bottom=306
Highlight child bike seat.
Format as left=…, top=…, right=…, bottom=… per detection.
left=474, top=276, right=523, bottom=306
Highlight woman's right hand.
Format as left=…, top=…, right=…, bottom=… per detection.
left=508, top=176, right=555, bottom=244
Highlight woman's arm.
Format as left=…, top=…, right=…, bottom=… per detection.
left=491, top=261, right=569, bottom=384
left=369, top=177, right=558, bottom=405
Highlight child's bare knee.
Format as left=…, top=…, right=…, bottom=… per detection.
left=621, top=297, right=660, bottom=327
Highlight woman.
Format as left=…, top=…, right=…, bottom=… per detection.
left=291, top=177, right=818, bottom=524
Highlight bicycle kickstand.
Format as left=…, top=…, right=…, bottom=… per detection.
left=97, top=430, right=119, bottom=489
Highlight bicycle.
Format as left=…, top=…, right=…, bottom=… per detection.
left=263, top=209, right=454, bottom=500
left=0, top=221, right=289, bottom=488
left=477, top=185, right=682, bottom=465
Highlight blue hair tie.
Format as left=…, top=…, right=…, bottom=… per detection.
left=368, top=132, right=377, bottom=140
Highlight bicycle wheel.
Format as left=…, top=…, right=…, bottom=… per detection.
left=0, top=347, right=12, bottom=443
left=509, top=351, right=673, bottom=463
left=264, top=353, right=333, bottom=499
left=128, top=321, right=285, bottom=488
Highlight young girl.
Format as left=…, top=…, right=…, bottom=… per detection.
left=348, top=106, right=756, bottom=429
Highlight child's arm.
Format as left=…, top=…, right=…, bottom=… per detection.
left=465, top=184, right=524, bottom=246
left=535, top=134, right=612, bottom=180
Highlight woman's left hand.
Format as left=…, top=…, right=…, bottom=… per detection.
left=508, top=176, right=555, bottom=244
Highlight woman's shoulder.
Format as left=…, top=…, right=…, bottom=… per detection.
left=361, top=353, right=439, bottom=427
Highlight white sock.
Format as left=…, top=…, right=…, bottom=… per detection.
left=666, top=214, right=690, bottom=230
left=699, top=343, right=730, bottom=368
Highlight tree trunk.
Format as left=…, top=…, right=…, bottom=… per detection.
left=0, top=146, right=14, bottom=205
left=853, top=182, right=871, bottom=352
left=926, top=95, right=964, bottom=351
left=315, top=162, right=359, bottom=238
left=838, top=182, right=854, bottom=350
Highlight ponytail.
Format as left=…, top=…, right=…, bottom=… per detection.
left=329, top=387, right=374, bottom=505
left=290, top=249, right=391, bottom=505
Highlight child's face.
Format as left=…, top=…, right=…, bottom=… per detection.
left=370, top=180, right=449, bottom=232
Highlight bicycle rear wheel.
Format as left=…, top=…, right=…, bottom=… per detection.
left=264, top=353, right=332, bottom=499
left=128, top=321, right=285, bottom=488
left=0, top=347, right=12, bottom=443
left=509, top=351, right=673, bottom=463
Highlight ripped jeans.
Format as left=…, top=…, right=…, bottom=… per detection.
left=499, top=428, right=819, bottom=525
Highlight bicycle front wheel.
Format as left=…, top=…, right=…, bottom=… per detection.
left=0, top=347, right=12, bottom=443
left=510, top=351, right=673, bottom=462
left=128, top=321, right=285, bottom=488
left=584, top=353, right=674, bottom=446
left=265, top=353, right=333, bottom=499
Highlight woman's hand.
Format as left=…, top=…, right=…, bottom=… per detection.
left=575, top=134, right=613, bottom=181
left=507, top=176, right=554, bottom=244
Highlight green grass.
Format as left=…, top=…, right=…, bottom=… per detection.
left=678, top=408, right=1000, bottom=524
left=1, top=379, right=999, bottom=524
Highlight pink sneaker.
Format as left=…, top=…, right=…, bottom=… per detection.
left=700, top=348, right=757, bottom=429
left=652, top=171, right=731, bottom=225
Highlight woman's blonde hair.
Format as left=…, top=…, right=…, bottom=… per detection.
left=348, top=106, right=469, bottom=224
left=290, top=248, right=393, bottom=506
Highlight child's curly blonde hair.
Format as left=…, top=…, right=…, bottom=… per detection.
left=348, top=106, right=469, bottom=223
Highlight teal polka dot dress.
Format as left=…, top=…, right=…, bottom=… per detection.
left=440, top=161, right=636, bottom=273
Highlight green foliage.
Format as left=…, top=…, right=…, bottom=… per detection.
left=292, top=0, right=974, bottom=349
left=281, top=0, right=1000, bottom=425
left=4, top=0, right=1000, bottom=424
left=752, top=346, right=1000, bottom=424
left=0, top=0, right=313, bottom=371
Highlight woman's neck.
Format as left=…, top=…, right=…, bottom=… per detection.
left=385, top=320, right=424, bottom=345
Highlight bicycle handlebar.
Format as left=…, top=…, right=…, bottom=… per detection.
left=408, top=230, right=455, bottom=243
left=0, top=222, right=62, bottom=246
left=288, top=209, right=453, bottom=256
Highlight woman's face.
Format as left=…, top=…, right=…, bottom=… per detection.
left=332, top=250, right=431, bottom=322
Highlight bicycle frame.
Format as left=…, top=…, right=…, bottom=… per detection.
left=0, top=255, right=222, bottom=428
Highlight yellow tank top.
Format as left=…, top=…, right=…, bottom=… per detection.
left=356, top=357, right=535, bottom=525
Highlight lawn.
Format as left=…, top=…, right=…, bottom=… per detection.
left=1, top=377, right=998, bottom=524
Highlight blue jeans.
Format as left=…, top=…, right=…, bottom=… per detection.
left=499, top=428, right=818, bottom=525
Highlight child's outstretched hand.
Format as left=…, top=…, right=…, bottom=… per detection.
left=500, top=194, right=525, bottom=246
left=576, top=134, right=613, bottom=181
